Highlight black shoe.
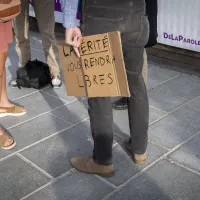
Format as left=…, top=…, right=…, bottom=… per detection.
left=113, top=97, right=128, bottom=110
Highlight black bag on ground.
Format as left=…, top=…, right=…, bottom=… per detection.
left=16, top=60, right=51, bottom=89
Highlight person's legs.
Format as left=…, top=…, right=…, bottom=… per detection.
left=0, top=22, right=13, bottom=109
left=89, top=97, right=113, bottom=165
left=71, top=97, right=114, bottom=177
left=33, top=0, right=61, bottom=87
left=0, top=53, right=15, bottom=148
left=124, top=39, right=149, bottom=162
left=0, top=22, right=19, bottom=149
left=0, top=21, right=26, bottom=115
left=113, top=49, right=148, bottom=110
left=89, top=0, right=149, bottom=161
left=0, top=53, right=25, bottom=108
left=13, top=0, right=31, bottom=68
left=0, top=52, right=7, bottom=113
left=71, top=0, right=149, bottom=176
left=0, top=53, right=9, bottom=105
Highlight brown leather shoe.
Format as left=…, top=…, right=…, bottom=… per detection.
left=71, top=156, right=114, bottom=177
left=123, top=139, right=147, bottom=164
left=134, top=153, right=147, bottom=164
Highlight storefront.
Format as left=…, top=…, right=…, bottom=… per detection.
left=29, top=0, right=200, bottom=52
left=157, top=0, right=200, bottom=52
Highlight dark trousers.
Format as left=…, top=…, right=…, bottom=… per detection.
left=145, top=0, right=158, bottom=47
left=82, top=0, right=149, bottom=165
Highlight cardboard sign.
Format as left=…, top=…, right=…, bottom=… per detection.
left=59, top=32, right=130, bottom=97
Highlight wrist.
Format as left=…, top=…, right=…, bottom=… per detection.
left=66, top=26, right=78, bottom=30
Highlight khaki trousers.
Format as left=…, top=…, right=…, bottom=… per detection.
left=13, top=0, right=60, bottom=76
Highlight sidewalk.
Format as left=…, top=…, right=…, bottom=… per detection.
left=2, top=30, right=200, bottom=200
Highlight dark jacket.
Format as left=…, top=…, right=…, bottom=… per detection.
left=145, top=0, right=158, bottom=47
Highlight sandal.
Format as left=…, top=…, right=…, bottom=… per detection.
left=0, top=128, right=16, bottom=150
left=0, top=105, right=26, bottom=118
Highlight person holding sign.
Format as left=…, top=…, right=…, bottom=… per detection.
left=61, top=0, right=149, bottom=177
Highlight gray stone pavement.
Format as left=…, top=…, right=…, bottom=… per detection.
left=1, top=30, right=200, bottom=200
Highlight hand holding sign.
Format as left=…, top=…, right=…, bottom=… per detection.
left=59, top=32, right=130, bottom=97
left=65, top=27, right=82, bottom=57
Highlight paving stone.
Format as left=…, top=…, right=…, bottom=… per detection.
left=25, top=172, right=113, bottom=200
left=0, top=92, right=65, bottom=129
left=31, top=49, right=46, bottom=63
left=147, top=57, right=158, bottom=67
left=169, top=133, right=200, bottom=173
left=6, top=46, right=19, bottom=79
left=148, top=87, right=187, bottom=112
left=6, top=77, right=37, bottom=101
left=0, top=155, right=50, bottom=200
left=149, top=106, right=200, bottom=149
left=21, top=122, right=93, bottom=178
left=108, top=146, right=139, bottom=186
left=113, top=133, right=125, bottom=145
left=76, top=97, right=89, bottom=109
left=147, top=66, right=181, bottom=90
left=147, top=59, right=157, bottom=69
left=29, top=31, right=42, bottom=41
left=113, top=109, right=129, bottom=135
left=108, top=160, right=200, bottom=200
left=156, top=74, right=200, bottom=100
left=0, top=114, right=70, bottom=159
left=104, top=143, right=167, bottom=186
left=51, top=101, right=88, bottom=124
left=30, top=39, right=43, bottom=50
left=149, top=106, right=167, bottom=124
left=6, top=61, right=18, bottom=79
left=20, top=120, right=145, bottom=180
left=42, top=84, right=76, bottom=103
left=186, top=96, right=200, bottom=112
left=113, top=106, right=167, bottom=136
left=84, top=120, right=128, bottom=145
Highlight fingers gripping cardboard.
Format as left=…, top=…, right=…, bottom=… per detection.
left=59, top=32, right=130, bottom=97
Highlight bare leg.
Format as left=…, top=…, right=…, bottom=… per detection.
left=0, top=52, right=11, bottom=106
left=0, top=51, right=26, bottom=111
left=0, top=52, right=14, bottom=146
left=0, top=52, right=6, bottom=112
